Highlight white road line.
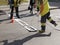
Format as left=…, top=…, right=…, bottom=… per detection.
left=19, top=19, right=37, bottom=30
left=15, top=19, right=31, bottom=30
left=15, top=19, right=37, bottom=30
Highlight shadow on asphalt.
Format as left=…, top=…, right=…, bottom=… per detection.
left=0, top=10, right=6, bottom=15
left=0, top=18, right=10, bottom=22
left=7, top=8, right=37, bottom=18
left=8, top=9, right=28, bottom=14
left=0, top=32, right=51, bottom=45
left=15, top=13, right=36, bottom=19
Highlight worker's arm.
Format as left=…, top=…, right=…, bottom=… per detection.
left=40, top=0, right=44, bottom=13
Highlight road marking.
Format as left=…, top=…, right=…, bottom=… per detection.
left=15, top=19, right=37, bottom=31
left=15, top=19, right=31, bottom=30
left=15, top=19, right=37, bottom=30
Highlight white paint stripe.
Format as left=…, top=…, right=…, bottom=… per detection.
left=29, top=26, right=37, bottom=30
left=16, top=19, right=28, bottom=25
left=24, top=26, right=31, bottom=30
left=15, top=19, right=37, bottom=30
left=15, top=19, right=31, bottom=30
left=15, top=19, right=24, bottom=26
left=19, top=20, right=37, bottom=30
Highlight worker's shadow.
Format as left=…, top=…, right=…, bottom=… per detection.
left=15, top=13, right=36, bottom=19
left=0, top=32, right=51, bottom=45
left=0, top=10, right=6, bottom=15
left=0, top=18, right=11, bottom=24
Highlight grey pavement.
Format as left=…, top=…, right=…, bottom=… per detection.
left=0, top=2, right=60, bottom=45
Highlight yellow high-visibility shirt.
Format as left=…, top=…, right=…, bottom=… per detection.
left=14, top=0, right=20, bottom=7
left=40, top=0, right=49, bottom=16
left=14, top=0, right=16, bottom=6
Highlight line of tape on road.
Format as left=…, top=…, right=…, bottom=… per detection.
left=15, top=19, right=31, bottom=30
left=17, top=19, right=37, bottom=30
left=15, top=19, right=37, bottom=30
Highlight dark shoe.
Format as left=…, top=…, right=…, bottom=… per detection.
left=28, top=6, right=31, bottom=10
left=17, top=16, right=20, bottom=18
left=38, top=30, right=45, bottom=33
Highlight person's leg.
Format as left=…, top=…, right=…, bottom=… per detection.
left=30, top=5, right=33, bottom=14
left=15, top=7, right=20, bottom=18
left=28, top=0, right=31, bottom=10
left=30, top=0, right=34, bottom=14
left=10, top=6, right=14, bottom=19
left=47, top=12, right=57, bottom=26
left=39, top=15, right=47, bottom=33
left=47, top=12, right=60, bottom=30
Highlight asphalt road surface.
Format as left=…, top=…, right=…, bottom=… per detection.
left=0, top=2, right=60, bottom=45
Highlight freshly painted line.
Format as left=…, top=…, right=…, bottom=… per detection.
left=15, top=19, right=37, bottom=30
left=15, top=19, right=31, bottom=30
left=18, top=19, right=37, bottom=30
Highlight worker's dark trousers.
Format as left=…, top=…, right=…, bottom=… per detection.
left=41, top=12, right=57, bottom=31
left=10, top=6, right=20, bottom=19
left=30, top=4, right=34, bottom=12
left=28, top=0, right=34, bottom=12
